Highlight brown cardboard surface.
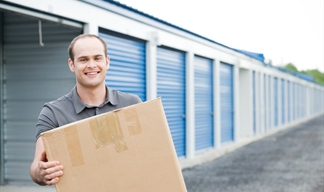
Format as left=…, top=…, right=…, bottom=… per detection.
left=41, top=98, right=187, bottom=192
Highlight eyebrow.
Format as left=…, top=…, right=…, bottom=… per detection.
left=77, top=54, right=104, bottom=59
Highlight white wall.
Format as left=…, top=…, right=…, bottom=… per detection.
left=239, top=68, right=252, bottom=138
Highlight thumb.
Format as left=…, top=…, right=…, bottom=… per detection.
left=40, top=150, right=48, bottom=162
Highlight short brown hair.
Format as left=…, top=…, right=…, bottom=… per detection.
left=68, top=34, right=108, bottom=61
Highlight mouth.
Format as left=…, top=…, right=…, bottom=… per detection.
left=85, top=71, right=100, bottom=75
left=84, top=71, right=100, bottom=78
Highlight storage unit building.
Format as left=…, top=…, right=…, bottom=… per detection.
left=0, top=1, right=323, bottom=190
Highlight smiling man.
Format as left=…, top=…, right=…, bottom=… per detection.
left=29, top=34, right=142, bottom=186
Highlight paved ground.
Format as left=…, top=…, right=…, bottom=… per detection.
left=182, top=115, right=324, bottom=192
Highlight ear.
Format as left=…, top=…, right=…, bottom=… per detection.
left=68, top=58, right=75, bottom=72
left=106, top=55, right=110, bottom=70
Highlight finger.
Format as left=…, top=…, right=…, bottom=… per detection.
left=46, top=177, right=60, bottom=185
left=43, top=165, right=64, bottom=176
left=44, top=170, right=63, bottom=181
left=39, top=161, right=61, bottom=169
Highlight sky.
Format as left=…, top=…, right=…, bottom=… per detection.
left=118, top=0, right=324, bottom=72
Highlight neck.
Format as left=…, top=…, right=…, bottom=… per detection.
left=76, top=84, right=107, bottom=106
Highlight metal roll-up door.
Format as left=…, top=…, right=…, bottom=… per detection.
left=297, top=84, right=301, bottom=119
left=300, top=85, right=302, bottom=118
left=264, top=74, right=267, bottom=131
left=319, top=89, right=322, bottom=113
left=294, top=83, right=297, bottom=120
left=312, top=88, right=314, bottom=114
left=157, top=47, right=186, bottom=157
left=2, top=11, right=82, bottom=184
left=252, top=71, right=256, bottom=134
left=296, top=84, right=298, bottom=119
left=287, top=81, right=290, bottom=122
left=281, top=79, right=285, bottom=125
left=220, top=63, right=234, bottom=143
left=298, top=84, right=301, bottom=119
left=274, top=77, right=278, bottom=127
left=302, top=86, right=306, bottom=117
left=314, top=88, right=316, bottom=113
left=293, top=83, right=296, bottom=121
left=194, top=56, right=213, bottom=151
left=316, top=88, right=318, bottom=113
left=268, top=75, right=271, bottom=128
left=298, top=85, right=300, bottom=118
left=99, top=31, right=146, bottom=101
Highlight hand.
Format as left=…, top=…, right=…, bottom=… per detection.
left=35, top=151, right=64, bottom=185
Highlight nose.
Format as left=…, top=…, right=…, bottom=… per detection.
left=87, top=59, right=97, bottom=68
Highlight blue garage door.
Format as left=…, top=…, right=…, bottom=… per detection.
left=300, top=85, right=302, bottom=118
left=99, top=31, right=146, bottom=101
left=252, top=71, right=256, bottom=134
left=264, top=74, right=267, bottom=131
left=220, top=63, right=234, bottom=143
left=268, top=75, right=272, bottom=128
left=281, top=79, right=285, bottom=125
left=293, top=83, right=296, bottom=121
left=296, top=83, right=299, bottom=120
left=274, top=77, right=278, bottom=127
left=194, top=56, right=214, bottom=151
left=287, top=81, right=290, bottom=122
left=157, top=47, right=186, bottom=157
left=298, top=84, right=301, bottom=119
left=302, top=85, right=305, bottom=118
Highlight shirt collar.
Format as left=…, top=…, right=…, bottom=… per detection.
left=72, top=85, right=118, bottom=114
left=106, top=86, right=118, bottom=106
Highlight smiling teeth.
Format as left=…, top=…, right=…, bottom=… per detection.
left=87, top=72, right=97, bottom=75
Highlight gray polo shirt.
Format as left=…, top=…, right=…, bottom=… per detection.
left=36, top=86, right=142, bottom=139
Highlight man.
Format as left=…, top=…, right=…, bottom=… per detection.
left=29, top=34, right=142, bottom=185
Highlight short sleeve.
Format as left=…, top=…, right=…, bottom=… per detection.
left=35, top=105, right=59, bottom=140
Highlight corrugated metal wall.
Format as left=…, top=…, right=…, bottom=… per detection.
left=194, top=56, right=213, bottom=151
left=157, top=47, right=186, bottom=157
left=220, top=63, right=234, bottom=143
left=2, top=11, right=81, bottom=184
left=99, top=31, right=146, bottom=101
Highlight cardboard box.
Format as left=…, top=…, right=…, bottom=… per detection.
left=41, top=98, right=187, bottom=192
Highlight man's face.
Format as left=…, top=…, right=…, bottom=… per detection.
left=68, top=37, right=110, bottom=89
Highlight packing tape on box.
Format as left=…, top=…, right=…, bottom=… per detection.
left=90, top=112, right=128, bottom=152
left=64, top=124, right=85, bottom=167
left=123, top=107, right=142, bottom=136
left=63, top=107, right=142, bottom=167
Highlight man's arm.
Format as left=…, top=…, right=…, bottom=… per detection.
left=30, top=136, right=64, bottom=185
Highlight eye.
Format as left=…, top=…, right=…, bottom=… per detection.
left=95, top=56, right=102, bottom=61
left=79, top=58, right=87, bottom=62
